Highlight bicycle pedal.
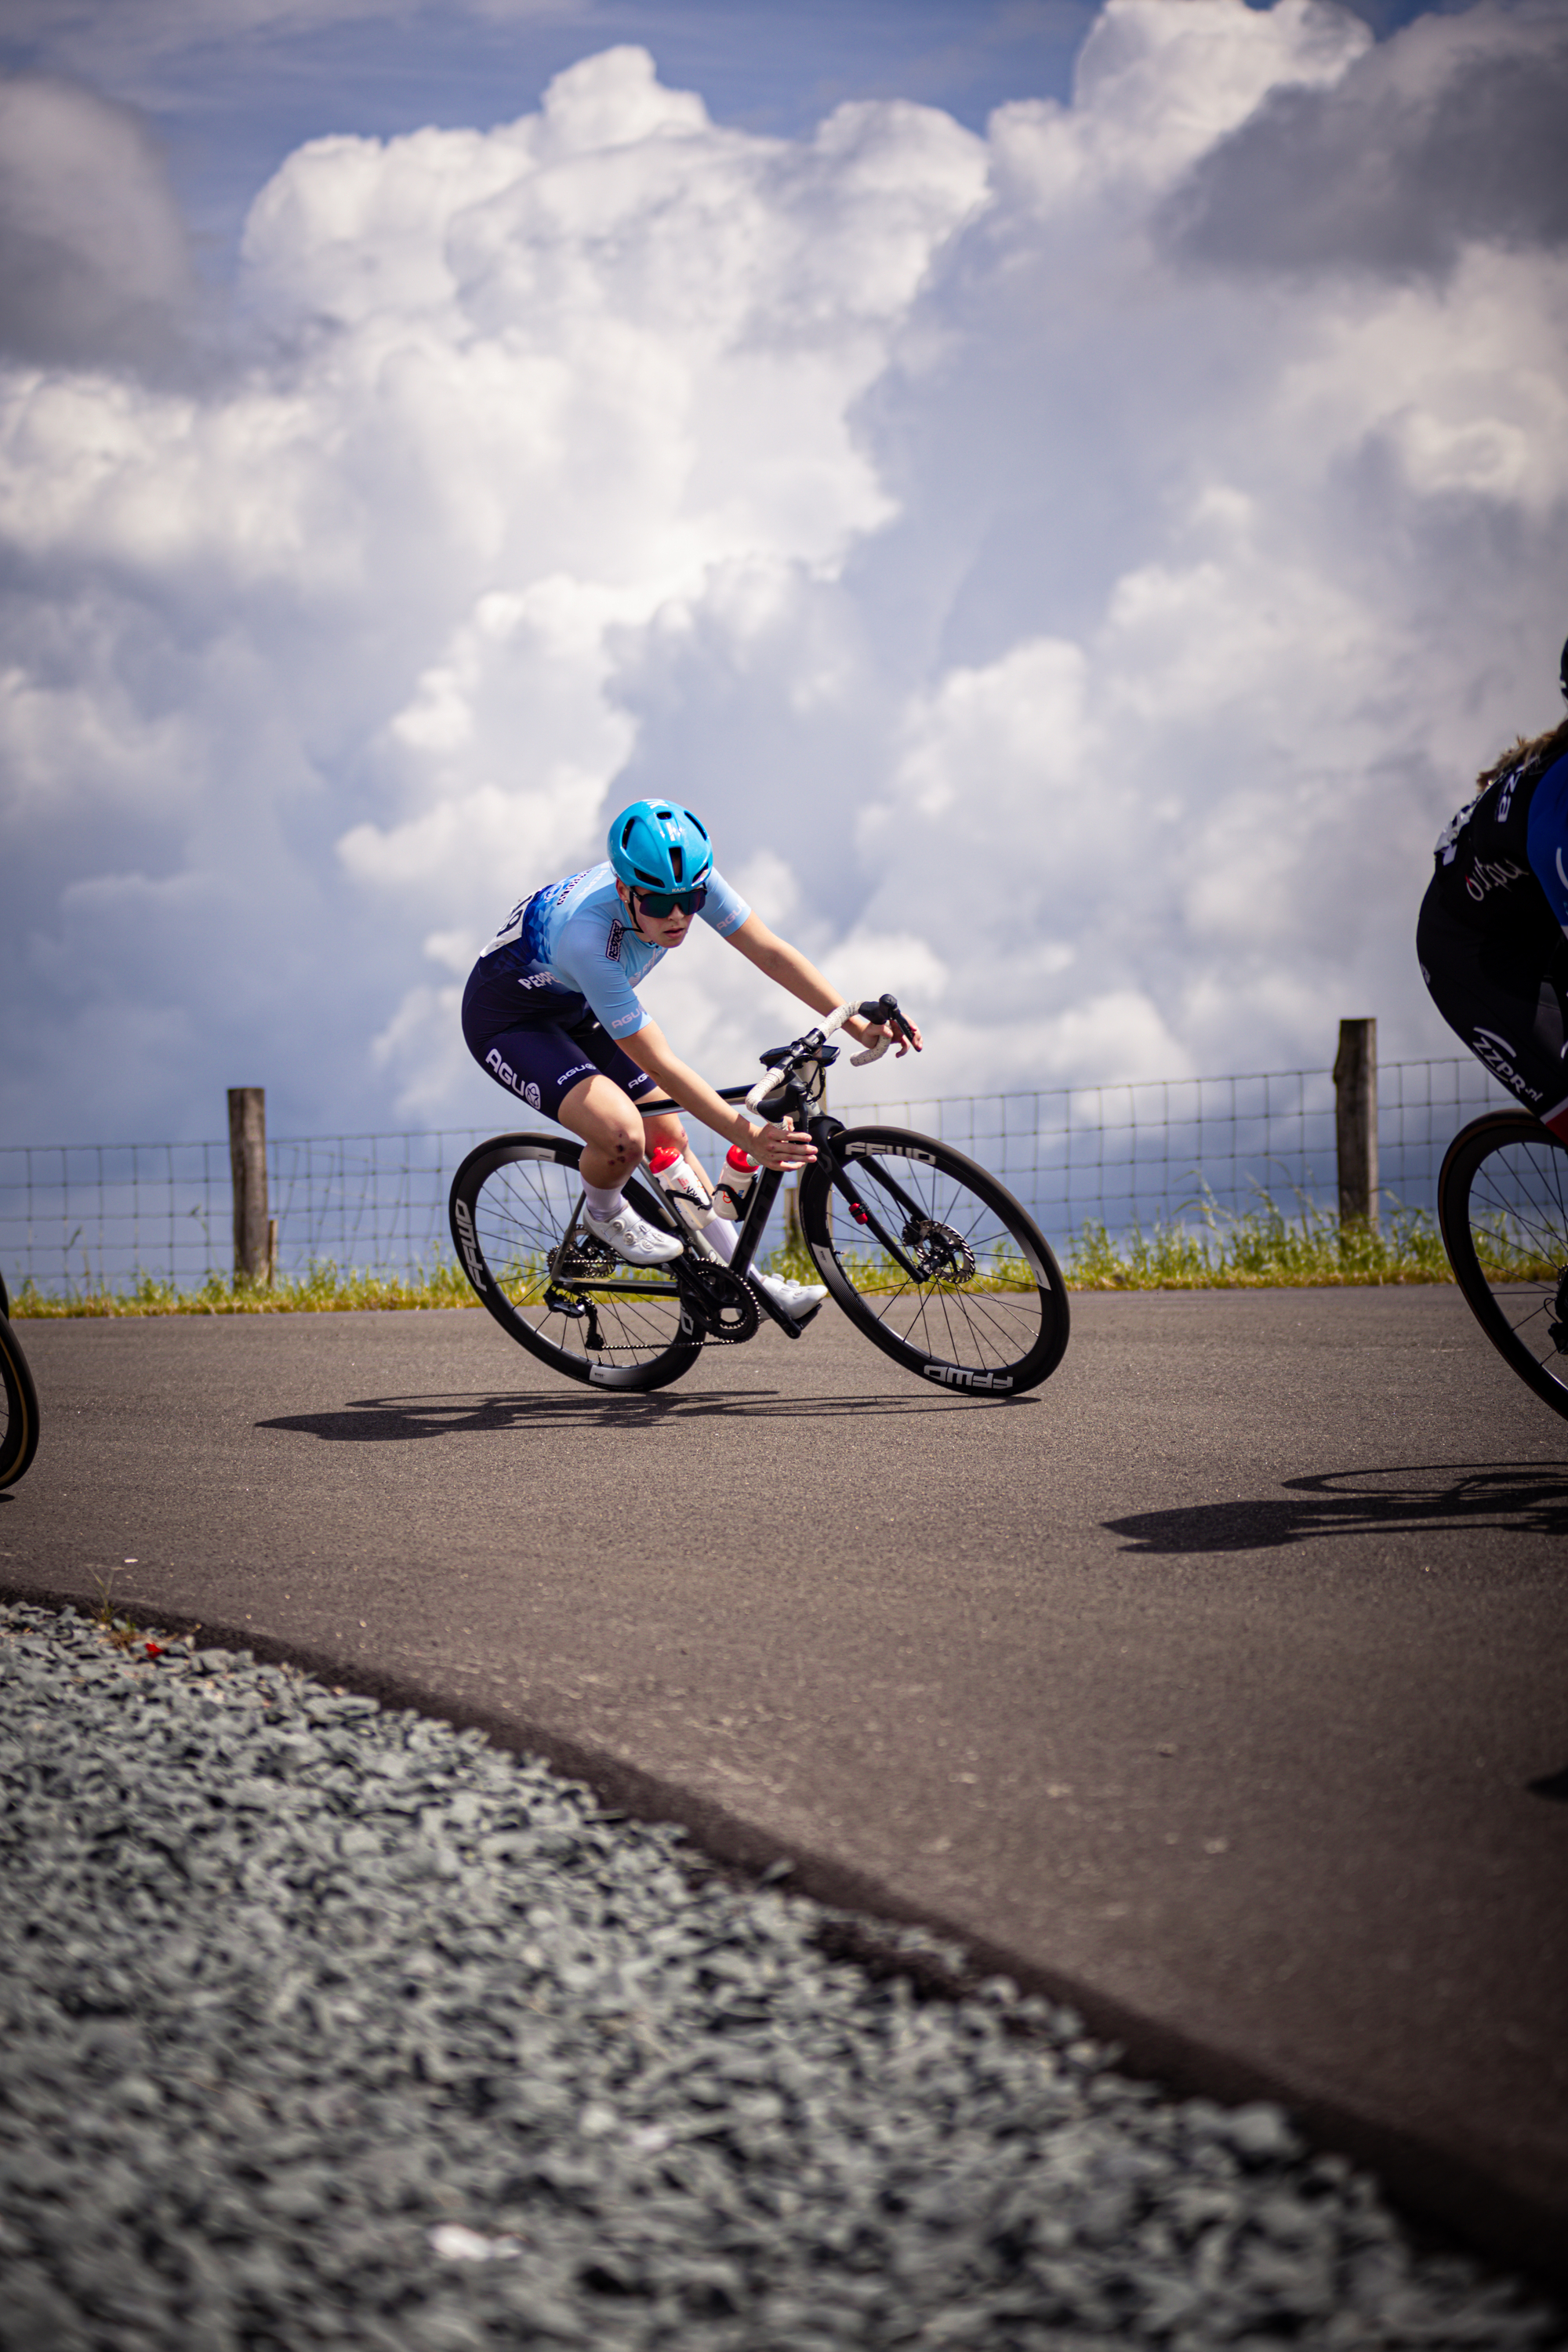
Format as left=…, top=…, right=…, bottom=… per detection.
left=747, top=1279, right=804, bottom=1341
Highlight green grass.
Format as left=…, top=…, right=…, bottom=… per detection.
left=9, top=1259, right=481, bottom=1318
left=13, top=1196, right=1558, bottom=1313
left=1064, top=1194, right=1457, bottom=1290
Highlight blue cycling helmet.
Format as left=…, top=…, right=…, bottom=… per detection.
left=607, top=800, right=714, bottom=894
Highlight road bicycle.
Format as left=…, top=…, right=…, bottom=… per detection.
left=448, top=997, right=1070, bottom=1396
left=0, top=1266, right=41, bottom=1490
left=1437, top=1109, right=1568, bottom=1421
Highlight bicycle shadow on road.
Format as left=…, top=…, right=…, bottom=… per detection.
left=1105, top=1462, right=1568, bottom=1553
left=258, top=1387, right=1039, bottom=1443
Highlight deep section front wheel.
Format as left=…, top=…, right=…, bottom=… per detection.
left=801, top=1127, right=1069, bottom=1395
left=1437, top=1110, right=1568, bottom=1421
left=449, top=1135, right=702, bottom=1393
left=0, top=1308, right=40, bottom=1489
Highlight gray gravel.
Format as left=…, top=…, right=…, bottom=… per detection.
left=1, top=1601, right=1563, bottom=2352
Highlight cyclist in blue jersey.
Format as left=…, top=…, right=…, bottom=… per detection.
left=463, top=800, right=922, bottom=1319
left=1418, top=640, right=1568, bottom=1134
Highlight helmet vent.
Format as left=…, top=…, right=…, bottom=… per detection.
left=606, top=799, right=713, bottom=895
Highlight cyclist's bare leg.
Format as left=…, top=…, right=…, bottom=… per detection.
left=554, top=1073, right=696, bottom=1192
left=556, top=1073, right=655, bottom=1194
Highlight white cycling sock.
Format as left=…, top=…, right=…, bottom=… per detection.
left=583, top=1183, right=626, bottom=1221
left=703, top=1214, right=737, bottom=1264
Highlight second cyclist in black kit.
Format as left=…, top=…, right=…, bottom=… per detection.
left=1418, top=639, right=1568, bottom=1136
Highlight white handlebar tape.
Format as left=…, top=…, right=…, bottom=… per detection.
left=742, top=1004, right=861, bottom=1111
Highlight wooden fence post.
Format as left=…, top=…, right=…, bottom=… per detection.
left=1332, top=1019, right=1377, bottom=1230
left=228, top=1087, right=269, bottom=1282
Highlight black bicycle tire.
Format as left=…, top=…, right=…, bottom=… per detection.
left=448, top=1133, right=702, bottom=1394
left=800, top=1125, right=1069, bottom=1395
left=1437, top=1109, right=1568, bottom=1421
left=0, top=1308, right=40, bottom=1490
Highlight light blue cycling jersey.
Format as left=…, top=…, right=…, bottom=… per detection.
left=471, top=862, right=752, bottom=1039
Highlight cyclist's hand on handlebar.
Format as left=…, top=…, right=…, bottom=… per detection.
left=845, top=1000, right=923, bottom=1058
left=750, top=1118, right=816, bottom=1171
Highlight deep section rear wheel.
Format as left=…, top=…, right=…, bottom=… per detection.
left=801, top=1127, right=1069, bottom=1395
left=0, top=1308, right=40, bottom=1489
left=1437, top=1110, right=1568, bottom=1421
left=449, top=1135, right=701, bottom=1393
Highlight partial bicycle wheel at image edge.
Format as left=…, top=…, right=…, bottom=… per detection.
left=1436, top=1109, right=1568, bottom=1421
left=448, top=1134, right=702, bottom=1393
left=801, top=1127, right=1069, bottom=1396
left=0, top=1292, right=41, bottom=1490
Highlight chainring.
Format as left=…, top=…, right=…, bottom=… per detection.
left=906, top=1217, right=976, bottom=1283
left=674, top=1256, right=760, bottom=1344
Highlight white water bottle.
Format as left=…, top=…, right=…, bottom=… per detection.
left=713, top=1144, right=759, bottom=1221
left=648, top=1144, right=715, bottom=1229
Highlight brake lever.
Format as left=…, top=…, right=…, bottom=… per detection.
left=849, top=992, right=913, bottom=1066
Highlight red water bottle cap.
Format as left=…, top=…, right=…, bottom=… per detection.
left=648, top=1144, right=681, bottom=1175
left=725, top=1145, right=758, bottom=1172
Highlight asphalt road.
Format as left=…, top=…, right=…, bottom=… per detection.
left=3, top=1287, right=1566, bottom=2285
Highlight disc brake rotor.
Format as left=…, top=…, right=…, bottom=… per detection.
left=906, top=1217, right=976, bottom=1283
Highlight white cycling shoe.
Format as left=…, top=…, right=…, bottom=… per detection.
left=581, top=1203, right=683, bottom=1266
left=755, top=1271, right=828, bottom=1323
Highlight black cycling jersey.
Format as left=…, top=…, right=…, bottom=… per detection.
left=1428, top=730, right=1568, bottom=954
left=1418, top=724, right=1568, bottom=1131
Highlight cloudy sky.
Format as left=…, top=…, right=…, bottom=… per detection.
left=2, top=0, right=1565, bottom=1147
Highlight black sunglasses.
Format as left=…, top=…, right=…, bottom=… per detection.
left=634, top=884, right=708, bottom=919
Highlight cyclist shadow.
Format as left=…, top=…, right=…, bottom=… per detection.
left=258, top=1387, right=1039, bottom=1444
left=1111, top=1463, right=1568, bottom=1806
left=1105, top=1462, right=1568, bottom=1553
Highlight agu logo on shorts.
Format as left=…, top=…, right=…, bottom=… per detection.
left=486, top=1051, right=543, bottom=1112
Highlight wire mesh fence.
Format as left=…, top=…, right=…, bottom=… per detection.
left=829, top=1053, right=1514, bottom=1242
left=0, top=1054, right=1515, bottom=1299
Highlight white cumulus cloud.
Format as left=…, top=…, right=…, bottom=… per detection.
left=2, top=4, right=1566, bottom=1153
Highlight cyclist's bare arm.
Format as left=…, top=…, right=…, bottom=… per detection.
left=619, top=1018, right=815, bottom=1170
left=725, top=914, right=924, bottom=1056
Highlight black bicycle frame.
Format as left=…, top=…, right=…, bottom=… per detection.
left=538, top=1081, right=786, bottom=1315
left=812, top=1146, right=927, bottom=1284
left=635, top=1074, right=931, bottom=1290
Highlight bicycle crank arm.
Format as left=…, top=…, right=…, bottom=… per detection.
left=747, top=1276, right=805, bottom=1341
